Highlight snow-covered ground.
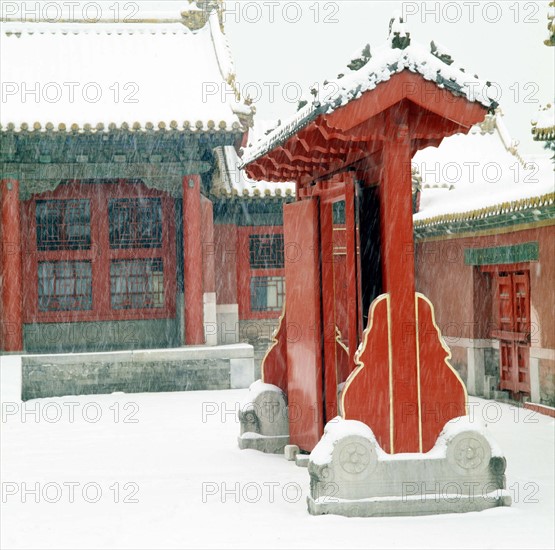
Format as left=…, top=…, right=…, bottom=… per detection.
left=1, top=355, right=554, bottom=550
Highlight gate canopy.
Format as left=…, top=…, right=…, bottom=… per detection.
left=241, top=16, right=496, bottom=187
left=242, top=16, right=498, bottom=454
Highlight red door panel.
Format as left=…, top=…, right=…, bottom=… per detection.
left=319, top=182, right=360, bottom=423
left=493, top=270, right=530, bottom=395
left=283, top=199, right=323, bottom=451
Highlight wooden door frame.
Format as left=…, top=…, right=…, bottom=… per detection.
left=317, top=173, right=360, bottom=422
left=482, top=264, right=531, bottom=395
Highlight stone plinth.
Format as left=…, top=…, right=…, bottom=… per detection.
left=238, top=380, right=289, bottom=454
left=307, top=417, right=511, bottom=517
left=21, top=344, right=254, bottom=400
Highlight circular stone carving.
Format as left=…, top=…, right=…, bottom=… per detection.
left=454, top=437, right=485, bottom=470
left=339, top=443, right=371, bottom=474
left=332, top=436, right=378, bottom=478
left=447, top=432, right=491, bottom=475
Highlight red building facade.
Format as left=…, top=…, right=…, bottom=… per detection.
left=1, top=4, right=553, bottom=408
left=0, top=6, right=291, bottom=368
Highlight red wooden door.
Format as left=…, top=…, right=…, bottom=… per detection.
left=283, top=199, right=324, bottom=451
left=492, top=271, right=530, bottom=394
left=319, top=183, right=360, bottom=423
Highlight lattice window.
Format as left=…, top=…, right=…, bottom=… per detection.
left=36, top=200, right=91, bottom=251
left=250, top=276, right=285, bottom=312
left=38, top=261, right=93, bottom=311
left=249, top=234, right=284, bottom=269
left=25, top=183, right=176, bottom=322
left=110, top=259, right=164, bottom=310
left=109, top=198, right=163, bottom=249
left=332, top=201, right=346, bottom=225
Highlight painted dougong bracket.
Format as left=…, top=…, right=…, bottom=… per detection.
left=342, top=292, right=467, bottom=454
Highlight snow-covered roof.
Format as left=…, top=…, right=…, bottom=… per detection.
left=241, top=14, right=497, bottom=167
left=0, top=8, right=251, bottom=133
left=413, top=112, right=555, bottom=228
left=212, top=146, right=295, bottom=199
left=532, top=103, right=555, bottom=141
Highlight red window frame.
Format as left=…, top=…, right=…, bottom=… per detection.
left=237, top=226, right=285, bottom=320
left=22, top=181, right=176, bottom=323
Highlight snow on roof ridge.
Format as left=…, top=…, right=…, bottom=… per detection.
left=240, top=13, right=496, bottom=168
left=414, top=192, right=555, bottom=229
left=466, top=110, right=529, bottom=170
left=207, top=9, right=235, bottom=84
left=0, top=20, right=246, bottom=132
left=205, top=9, right=254, bottom=123
left=488, top=110, right=528, bottom=168
left=1, top=20, right=193, bottom=35
left=0, top=3, right=217, bottom=33
left=494, top=111, right=515, bottom=149
left=413, top=111, right=553, bottom=222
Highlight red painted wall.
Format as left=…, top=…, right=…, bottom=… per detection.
left=214, top=224, right=238, bottom=305
left=415, top=225, right=555, bottom=349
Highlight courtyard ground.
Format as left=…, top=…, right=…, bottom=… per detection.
left=1, top=355, right=553, bottom=550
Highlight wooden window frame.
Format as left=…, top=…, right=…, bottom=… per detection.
left=237, top=226, right=285, bottom=320
left=250, top=275, right=286, bottom=313
left=22, top=181, right=176, bottom=323
left=37, top=259, right=94, bottom=313
left=35, top=198, right=92, bottom=251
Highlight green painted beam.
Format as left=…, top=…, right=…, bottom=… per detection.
left=464, top=241, right=540, bottom=266
left=2, top=161, right=212, bottom=180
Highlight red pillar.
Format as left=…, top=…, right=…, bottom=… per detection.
left=379, top=107, right=419, bottom=453
left=0, top=179, right=24, bottom=352
left=183, top=175, right=205, bottom=345
left=214, top=224, right=238, bottom=305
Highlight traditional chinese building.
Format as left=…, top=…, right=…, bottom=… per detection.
left=238, top=21, right=554, bottom=409
left=413, top=112, right=554, bottom=406
left=0, top=2, right=292, bottom=396
left=410, top=7, right=555, bottom=408
left=1, top=2, right=553, bottom=407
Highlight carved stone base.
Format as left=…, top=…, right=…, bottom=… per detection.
left=307, top=417, right=511, bottom=517
left=237, top=380, right=289, bottom=454
left=308, top=491, right=511, bottom=517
